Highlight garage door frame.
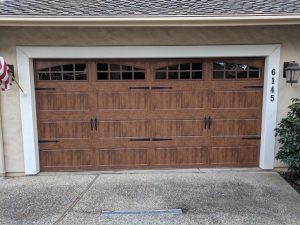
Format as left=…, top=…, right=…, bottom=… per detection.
left=16, top=45, right=281, bottom=175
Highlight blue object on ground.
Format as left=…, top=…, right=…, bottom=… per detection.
left=101, top=209, right=183, bottom=215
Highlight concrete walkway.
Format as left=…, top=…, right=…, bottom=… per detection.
left=0, top=170, right=299, bottom=225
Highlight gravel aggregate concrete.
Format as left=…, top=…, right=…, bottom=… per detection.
left=0, top=171, right=299, bottom=225
left=0, top=174, right=96, bottom=225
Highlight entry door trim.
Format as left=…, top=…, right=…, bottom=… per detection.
left=16, top=45, right=280, bottom=175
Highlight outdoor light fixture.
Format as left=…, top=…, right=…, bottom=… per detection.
left=284, top=61, right=300, bottom=86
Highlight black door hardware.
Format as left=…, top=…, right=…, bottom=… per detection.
left=151, top=138, right=173, bottom=141
left=94, top=118, right=98, bottom=131
left=129, top=138, right=172, bottom=141
left=130, top=138, right=151, bottom=141
left=38, top=140, right=59, bottom=143
left=151, top=86, right=173, bottom=90
left=90, top=119, right=94, bottom=131
left=35, top=87, right=56, bottom=91
left=208, top=117, right=212, bottom=129
left=129, top=86, right=150, bottom=90
left=243, top=86, right=263, bottom=89
left=241, top=137, right=261, bottom=140
left=204, top=116, right=207, bottom=129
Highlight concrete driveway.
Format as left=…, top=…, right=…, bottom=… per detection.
left=0, top=170, right=299, bottom=225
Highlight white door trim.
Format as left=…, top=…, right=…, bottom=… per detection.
left=16, top=45, right=280, bottom=175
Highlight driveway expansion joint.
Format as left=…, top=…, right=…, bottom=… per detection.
left=52, top=174, right=99, bottom=225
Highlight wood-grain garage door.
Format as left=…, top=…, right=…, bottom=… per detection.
left=35, top=58, right=264, bottom=171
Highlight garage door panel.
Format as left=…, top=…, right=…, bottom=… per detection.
left=97, top=120, right=150, bottom=138
left=36, top=92, right=89, bottom=111
left=95, top=148, right=148, bottom=168
left=38, top=121, right=90, bottom=139
left=153, top=119, right=204, bottom=138
left=97, top=91, right=148, bottom=111
left=210, top=146, right=259, bottom=166
left=212, top=90, right=262, bottom=109
left=40, top=148, right=93, bottom=171
left=152, top=146, right=208, bottom=166
left=152, top=90, right=206, bottom=110
left=211, top=119, right=261, bottom=137
left=35, top=58, right=264, bottom=171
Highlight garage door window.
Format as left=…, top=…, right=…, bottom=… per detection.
left=38, top=64, right=87, bottom=81
left=97, top=63, right=145, bottom=80
left=213, top=62, right=260, bottom=80
left=156, top=63, right=202, bottom=80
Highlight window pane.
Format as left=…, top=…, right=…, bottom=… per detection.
left=213, top=71, right=224, bottom=79
left=134, top=67, right=144, bottom=71
left=156, top=72, right=167, bottom=80
left=110, top=72, right=121, bottom=80
left=63, top=73, right=74, bottom=80
left=51, top=66, right=61, bottom=72
left=97, top=64, right=108, bottom=71
left=168, top=72, right=178, bottom=79
left=122, top=72, right=132, bottom=80
left=213, top=62, right=225, bottom=70
left=180, top=63, right=190, bottom=70
left=122, top=65, right=132, bottom=71
left=249, top=71, right=260, bottom=78
left=226, top=71, right=236, bottom=79
left=226, top=63, right=236, bottom=70
left=192, top=63, right=202, bottom=70
left=157, top=66, right=167, bottom=71
left=98, top=72, right=109, bottom=80
left=192, top=71, right=202, bottom=79
left=134, top=72, right=145, bottom=80
left=63, top=64, right=74, bottom=71
left=110, top=64, right=120, bottom=71
left=51, top=72, right=62, bottom=80
left=75, top=72, right=87, bottom=80
left=168, top=64, right=179, bottom=71
left=39, top=73, right=50, bottom=80
left=75, top=64, right=86, bottom=71
left=237, top=71, right=248, bottom=79
left=180, top=71, right=190, bottom=79
left=237, top=64, right=248, bottom=71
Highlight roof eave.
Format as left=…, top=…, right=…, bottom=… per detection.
left=0, top=15, right=300, bottom=26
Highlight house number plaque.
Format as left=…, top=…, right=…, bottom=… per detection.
left=270, top=69, right=276, bottom=102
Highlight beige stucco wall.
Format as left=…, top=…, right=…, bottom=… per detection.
left=0, top=25, right=300, bottom=173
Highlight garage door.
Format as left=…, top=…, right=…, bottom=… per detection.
left=35, top=58, right=264, bottom=171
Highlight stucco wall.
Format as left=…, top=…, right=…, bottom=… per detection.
left=0, top=25, right=300, bottom=173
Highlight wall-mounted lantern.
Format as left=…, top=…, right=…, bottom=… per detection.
left=284, top=61, right=300, bottom=86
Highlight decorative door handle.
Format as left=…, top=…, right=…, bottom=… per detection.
left=151, top=138, right=173, bottom=141
left=94, top=118, right=98, bottom=131
left=38, top=140, right=59, bottom=143
left=241, top=137, right=261, bottom=140
left=130, top=138, right=151, bottom=141
left=90, top=118, right=94, bottom=131
left=204, top=116, right=207, bottom=129
left=129, top=86, right=150, bottom=90
left=151, top=86, right=172, bottom=90
left=208, top=117, right=212, bottom=129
